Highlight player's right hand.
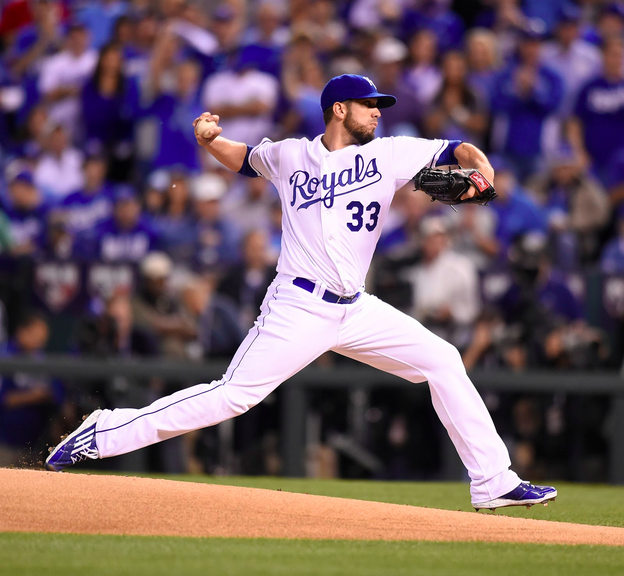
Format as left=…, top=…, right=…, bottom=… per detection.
left=193, top=112, right=223, bottom=147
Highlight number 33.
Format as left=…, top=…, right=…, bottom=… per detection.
left=346, top=201, right=381, bottom=232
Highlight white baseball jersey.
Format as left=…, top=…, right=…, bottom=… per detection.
left=249, top=135, right=450, bottom=295
left=93, top=133, right=521, bottom=504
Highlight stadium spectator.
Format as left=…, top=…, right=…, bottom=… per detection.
left=241, top=0, right=290, bottom=49
left=79, top=185, right=159, bottom=263
left=405, top=29, right=442, bottom=110
left=3, top=169, right=47, bottom=257
left=131, top=251, right=196, bottom=358
left=281, top=53, right=326, bottom=140
left=295, top=0, right=347, bottom=56
left=401, top=0, right=465, bottom=52
left=180, top=277, right=244, bottom=359
left=423, top=50, right=488, bottom=148
left=541, top=4, right=602, bottom=117
left=601, top=206, right=624, bottom=273
left=80, top=42, right=140, bottom=182
left=465, top=27, right=501, bottom=105
left=153, top=170, right=196, bottom=266
left=38, top=23, right=97, bottom=139
left=143, top=169, right=169, bottom=218
left=13, top=103, right=48, bottom=160
left=0, top=312, right=64, bottom=466
left=403, top=215, right=480, bottom=350
left=58, top=154, right=114, bottom=235
left=76, top=293, right=158, bottom=358
left=222, top=175, right=277, bottom=236
left=192, top=173, right=240, bottom=273
left=201, top=44, right=280, bottom=146
left=526, top=145, right=610, bottom=267
left=33, top=122, right=84, bottom=199
left=499, top=233, right=607, bottom=369
left=145, top=56, right=204, bottom=173
left=370, top=37, right=421, bottom=137
left=487, top=157, right=548, bottom=257
left=75, top=0, right=128, bottom=50
left=447, top=202, right=499, bottom=271
left=218, top=230, right=274, bottom=330
left=568, top=37, right=624, bottom=186
left=490, top=23, right=564, bottom=181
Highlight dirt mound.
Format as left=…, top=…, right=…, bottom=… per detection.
left=1, top=468, right=623, bottom=546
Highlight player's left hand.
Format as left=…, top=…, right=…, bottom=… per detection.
left=413, top=168, right=497, bottom=206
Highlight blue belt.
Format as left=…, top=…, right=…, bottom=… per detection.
left=293, top=277, right=361, bottom=305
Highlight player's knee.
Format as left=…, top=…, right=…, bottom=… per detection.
left=429, top=340, right=465, bottom=372
left=223, top=386, right=255, bottom=417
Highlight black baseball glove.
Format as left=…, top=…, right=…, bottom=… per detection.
left=413, top=167, right=497, bottom=206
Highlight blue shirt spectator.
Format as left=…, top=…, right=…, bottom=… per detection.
left=75, top=0, right=128, bottom=49
left=59, top=155, right=114, bottom=234
left=571, top=39, right=624, bottom=185
left=78, top=186, right=159, bottom=263
left=491, top=30, right=564, bottom=179
left=2, top=171, right=48, bottom=256
left=144, top=60, right=204, bottom=173
left=0, top=313, right=64, bottom=451
left=401, top=3, right=465, bottom=52
left=488, top=159, right=548, bottom=254
left=80, top=43, right=140, bottom=163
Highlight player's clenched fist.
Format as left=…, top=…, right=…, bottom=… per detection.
left=193, top=113, right=222, bottom=147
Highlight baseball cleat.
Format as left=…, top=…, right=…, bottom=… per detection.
left=473, top=482, right=557, bottom=512
left=45, top=410, right=102, bottom=472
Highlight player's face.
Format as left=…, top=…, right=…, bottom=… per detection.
left=343, top=99, right=381, bottom=145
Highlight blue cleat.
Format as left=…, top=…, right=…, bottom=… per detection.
left=45, top=410, right=102, bottom=472
left=473, top=482, right=557, bottom=511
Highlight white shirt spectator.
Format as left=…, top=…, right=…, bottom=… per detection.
left=34, top=148, right=84, bottom=200
left=405, top=249, right=480, bottom=328
left=202, top=69, right=279, bottom=146
left=541, top=39, right=602, bottom=115
left=38, top=48, right=97, bottom=137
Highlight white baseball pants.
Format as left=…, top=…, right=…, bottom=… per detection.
left=95, top=273, right=520, bottom=503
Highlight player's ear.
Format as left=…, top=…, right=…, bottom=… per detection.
left=334, top=101, right=347, bottom=121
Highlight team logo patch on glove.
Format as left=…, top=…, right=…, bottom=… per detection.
left=413, top=167, right=498, bottom=206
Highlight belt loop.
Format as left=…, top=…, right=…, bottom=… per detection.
left=313, top=281, right=324, bottom=298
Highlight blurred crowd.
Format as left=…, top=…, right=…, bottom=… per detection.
left=0, top=0, right=623, bottom=480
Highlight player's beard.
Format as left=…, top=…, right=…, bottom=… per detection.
left=344, top=107, right=376, bottom=145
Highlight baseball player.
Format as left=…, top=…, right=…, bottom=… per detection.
left=46, top=74, right=556, bottom=511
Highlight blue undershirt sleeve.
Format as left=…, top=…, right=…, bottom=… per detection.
left=435, top=140, right=462, bottom=166
left=237, top=145, right=259, bottom=178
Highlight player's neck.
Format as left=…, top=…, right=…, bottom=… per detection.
left=321, top=127, right=357, bottom=152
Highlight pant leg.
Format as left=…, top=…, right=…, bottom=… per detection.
left=95, top=278, right=342, bottom=458
left=335, top=293, right=520, bottom=503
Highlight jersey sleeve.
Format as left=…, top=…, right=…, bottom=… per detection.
left=390, top=136, right=452, bottom=186
left=248, top=137, right=282, bottom=181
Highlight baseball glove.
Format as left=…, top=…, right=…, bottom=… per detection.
left=413, top=167, right=497, bottom=206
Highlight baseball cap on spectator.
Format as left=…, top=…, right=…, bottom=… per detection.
left=559, top=3, right=582, bottom=23
left=519, top=18, right=548, bottom=40
left=212, top=4, right=236, bottom=22
left=604, top=3, right=624, bottom=20
left=193, top=174, right=227, bottom=201
left=548, top=143, right=576, bottom=167
left=9, top=169, right=35, bottom=186
left=320, top=74, right=397, bottom=111
left=373, top=37, right=408, bottom=64
left=141, top=252, right=173, bottom=279
left=114, top=184, right=138, bottom=203
left=234, top=45, right=264, bottom=72
left=147, top=169, right=171, bottom=192
left=420, top=215, right=450, bottom=237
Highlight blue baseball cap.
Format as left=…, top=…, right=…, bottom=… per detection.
left=114, top=184, right=138, bottom=203
left=320, top=74, right=397, bottom=112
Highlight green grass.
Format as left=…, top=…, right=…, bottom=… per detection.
left=1, top=532, right=624, bottom=576
left=4, top=475, right=624, bottom=575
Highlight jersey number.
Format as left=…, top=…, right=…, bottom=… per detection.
left=346, top=201, right=381, bottom=232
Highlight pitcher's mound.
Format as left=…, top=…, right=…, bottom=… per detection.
left=1, top=469, right=623, bottom=546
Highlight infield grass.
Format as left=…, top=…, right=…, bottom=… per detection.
left=2, top=532, right=624, bottom=576
left=3, top=476, right=624, bottom=575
